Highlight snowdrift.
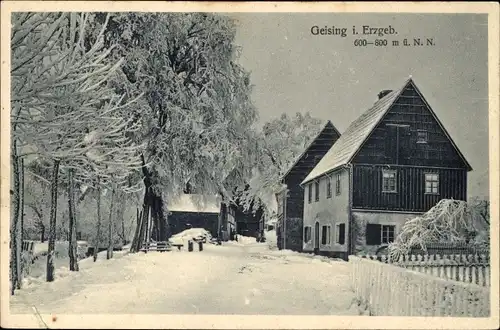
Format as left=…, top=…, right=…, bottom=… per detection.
left=169, top=228, right=212, bottom=245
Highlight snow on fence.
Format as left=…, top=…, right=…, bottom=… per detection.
left=350, top=256, right=490, bottom=317
left=360, top=253, right=490, bottom=287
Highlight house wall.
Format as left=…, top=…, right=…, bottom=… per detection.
left=303, top=168, right=350, bottom=259
left=283, top=177, right=306, bottom=251
left=352, top=83, right=469, bottom=169
left=351, top=210, right=422, bottom=255
left=352, top=165, right=467, bottom=212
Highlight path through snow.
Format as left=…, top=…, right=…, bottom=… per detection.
left=10, top=242, right=358, bottom=315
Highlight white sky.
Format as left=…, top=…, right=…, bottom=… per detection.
left=232, top=13, right=489, bottom=199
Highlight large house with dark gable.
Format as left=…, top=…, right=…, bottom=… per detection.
left=301, top=78, right=472, bottom=259
left=275, top=120, right=341, bottom=251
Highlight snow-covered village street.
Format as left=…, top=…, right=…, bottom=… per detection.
left=4, top=8, right=496, bottom=329
left=10, top=239, right=357, bottom=315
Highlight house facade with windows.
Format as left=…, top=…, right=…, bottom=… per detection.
left=275, top=120, right=341, bottom=251
left=301, top=78, right=472, bottom=259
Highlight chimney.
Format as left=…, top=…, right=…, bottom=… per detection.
left=378, top=89, right=393, bottom=100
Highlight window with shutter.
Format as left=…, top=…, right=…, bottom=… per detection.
left=336, top=173, right=341, bottom=195
left=315, top=181, right=320, bottom=202
left=321, top=225, right=331, bottom=245
left=336, top=223, right=345, bottom=245
left=366, top=224, right=382, bottom=245
left=326, top=178, right=332, bottom=198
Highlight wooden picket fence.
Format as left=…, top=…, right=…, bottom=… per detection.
left=350, top=255, right=490, bottom=317
left=359, top=253, right=490, bottom=287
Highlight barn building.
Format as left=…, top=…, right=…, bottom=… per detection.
left=275, top=120, right=341, bottom=251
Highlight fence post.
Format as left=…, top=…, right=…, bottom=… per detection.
left=479, top=254, right=487, bottom=287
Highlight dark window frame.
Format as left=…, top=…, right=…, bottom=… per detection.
left=315, top=181, right=320, bottom=202
left=336, top=223, right=345, bottom=245
left=335, top=173, right=341, bottom=195
left=417, top=129, right=428, bottom=144
left=326, top=177, right=332, bottom=199
left=366, top=223, right=396, bottom=245
left=424, top=173, right=439, bottom=195
left=381, top=225, right=395, bottom=244
left=321, top=225, right=331, bottom=245
left=382, top=169, right=397, bottom=193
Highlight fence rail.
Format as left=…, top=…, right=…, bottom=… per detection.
left=359, top=253, right=490, bottom=287
left=350, top=256, right=490, bottom=317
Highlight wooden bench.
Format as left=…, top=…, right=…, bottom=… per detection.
left=140, top=241, right=172, bottom=253
left=156, top=241, right=170, bottom=252
left=171, top=244, right=183, bottom=251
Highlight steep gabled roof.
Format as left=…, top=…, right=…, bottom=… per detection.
left=302, top=78, right=472, bottom=185
left=280, top=120, right=340, bottom=182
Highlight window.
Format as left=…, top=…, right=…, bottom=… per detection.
left=326, top=177, right=332, bottom=199
left=425, top=173, right=439, bottom=194
left=304, top=226, right=312, bottom=243
left=336, top=223, right=345, bottom=245
left=382, top=170, right=397, bottom=193
left=308, top=183, right=312, bottom=203
left=366, top=224, right=396, bottom=245
left=417, top=130, right=428, bottom=144
left=336, top=173, right=341, bottom=195
left=315, top=181, right=320, bottom=202
left=321, top=225, right=331, bottom=245
left=381, top=225, right=395, bottom=244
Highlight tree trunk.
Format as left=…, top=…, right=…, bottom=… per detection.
left=20, top=158, right=25, bottom=245
left=130, top=154, right=170, bottom=252
left=107, top=186, right=116, bottom=260
left=10, top=151, right=21, bottom=294
left=117, top=194, right=126, bottom=246
left=130, top=208, right=142, bottom=253
left=93, top=185, right=102, bottom=262
left=67, top=169, right=79, bottom=271
left=46, top=160, right=60, bottom=282
left=40, top=225, right=45, bottom=243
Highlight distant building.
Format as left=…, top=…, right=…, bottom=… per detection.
left=219, top=185, right=265, bottom=240
left=301, top=78, right=472, bottom=259
left=275, top=120, right=341, bottom=251
left=167, top=194, right=221, bottom=237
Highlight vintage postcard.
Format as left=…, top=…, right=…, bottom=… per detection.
left=1, top=1, right=498, bottom=329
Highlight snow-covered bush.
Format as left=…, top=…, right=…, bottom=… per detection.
left=388, top=199, right=490, bottom=260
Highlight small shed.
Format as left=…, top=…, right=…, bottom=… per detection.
left=167, top=194, right=221, bottom=237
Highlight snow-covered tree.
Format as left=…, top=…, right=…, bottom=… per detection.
left=238, top=112, right=324, bottom=216
left=388, top=199, right=490, bottom=260
left=84, top=13, right=259, bottom=251
left=11, top=12, right=143, bottom=284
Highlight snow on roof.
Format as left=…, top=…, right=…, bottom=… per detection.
left=167, top=194, right=221, bottom=213
left=301, top=79, right=409, bottom=185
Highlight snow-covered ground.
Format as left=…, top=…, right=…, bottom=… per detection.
left=10, top=239, right=358, bottom=315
